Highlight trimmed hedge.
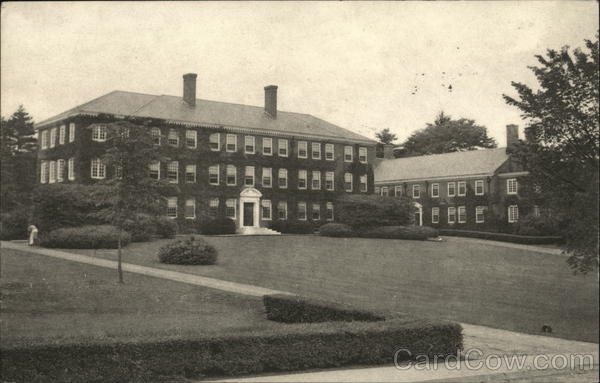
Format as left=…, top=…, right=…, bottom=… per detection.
left=337, top=194, right=414, bottom=229
left=200, top=218, right=237, bottom=235
left=158, top=236, right=217, bottom=265
left=318, top=223, right=354, bottom=237
left=359, top=226, right=439, bottom=240
left=122, top=215, right=155, bottom=242
left=154, top=216, right=178, bottom=239
left=39, top=225, right=131, bottom=249
left=264, top=294, right=385, bottom=323
left=0, top=211, right=29, bottom=240
left=439, top=229, right=563, bottom=245
left=268, top=220, right=315, bottom=234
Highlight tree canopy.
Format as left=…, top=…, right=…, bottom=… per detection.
left=504, top=35, right=599, bottom=274
left=375, top=128, right=398, bottom=145
left=397, top=112, right=497, bottom=157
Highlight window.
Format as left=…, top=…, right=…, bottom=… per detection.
left=278, top=168, right=288, bottom=188
left=277, top=201, right=288, bottom=220
left=532, top=205, right=540, bottom=217
left=375, top=186, right=381, bottom=195
left=48, top=161, right=57, bottom=183
left=298, top=170, right=307, bottom=189
left=59, top=125, right=66, bottom=145
left=262, top=167, right=272, bottom=187
left=312, top=204, right=321, bottom=221
left=326, top=202, right=334, bottom=221
left=344, top=146, right=353, bottom=162
left=278, top=139, right=288, bottom=157
left=381, top=186, right=389, bottom=196
left=311, top=143, right=321, bottom=159
left=448, top=207, right=456, bottom=224
left=325, top=144, right=334, bottom=160
left=508, top=205, right=519, bottom=223
left=50, top=128, right=57, bottom=147
left=431, top=183, right=439, bottom=198
left=226, top=165, right=237, bottom=186
left=412, top=184, right=420, bottom=198
left=458, top=206, right=466, bottom=223
left=475, top=180, right=484, bottom=196
left=168, top=129, right=179, bottom=146
left=244, top=166, right=254, bottom=186
left=344, top=173, right=353, bottom=192
left=226, top=199, right=237, bottom=219
left=41, top=130, right=48, bottom=149
left=209, top=133, right=220, bottom=151
left=458, top=181, right=467, bottom=197
left=57, top=159, right=65, bottom=182
left=92, top=125, right=107, bottom=142
left=311, top=170, right=321, bottom=190
left=185, top=199, right=196, bottom=219
left=476, top=206, right=486, bottom=223
left=359, top=147, right=367, bottom=163
left=245, top=136, right=255, bottom=154
left=432, top=207, right=440, bottom=224
left=151, top=127, right=161, bottom=145
left=69, top=123, right=76, bottom=143
left=186, top=130, right=197, bottom=148
left=360, top=175, right=368, bottom=192
left=297, top=202, right=307, bottom=220
left=226, top=134, right=237, bottom=152
left=149, top=161, right=160, bottom=180
left=325, top=171, right=334, bottom=191
left=262, top=138, right=272, bottom=155
left=447, top=182, right=456, bottom=197
left=507, top=178, right=518, bottom=195
left=298, top=141, right=308, bottom=158
left=209, top=198, right=219, bottom=217
left=40, top=161, right=48, bottom=183
left=395, top=185, right=403, bottom=197
left=185, top=164, right=196, bottom=183
left=209, top=165, right=219, bottom=185
left=167, top=197, right=177, bottom=218
left=91, top=158, right=105, bottom=179
left=261, top=200, right=272, bottom=220
left=68, top=158, right=75, bottom=181
left=167, top=161, right=178, bottom=183
left=114, top=165, right=123, bottom=179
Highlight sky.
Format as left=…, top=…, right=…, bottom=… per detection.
left=1, top=1, right=598, bottom=146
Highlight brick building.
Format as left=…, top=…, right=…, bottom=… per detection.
left=35, top=74, right=377, bottom=233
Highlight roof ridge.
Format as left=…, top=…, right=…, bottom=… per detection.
left=385, top=147, right=507, bottom=162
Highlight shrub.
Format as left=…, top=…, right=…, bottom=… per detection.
left=39, top=225, right=131, bottom=249
left=517, top=214, right=559, bottom=236
left=337, top=194, right=414, bottom=229
left=268, top=220, right=315, bottom=234
left=318, top=223, right=354, bottom=237
left=0, top=211, right=29, bottom=240
left=358, top=225, right=439, bottom=240
left=154, top=216, right=178, bottom=238
left=122, top=214, right=156, bottom=242
left=199, top=218, right=237, bottom=235
left=158, top=236, right=217, bottom=265
left=439, top=229, right=563, bottom=245
left=264, top=294, right=385, bottom=323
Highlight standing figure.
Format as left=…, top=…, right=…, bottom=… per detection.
left=28, top=224, right=38, bottom=246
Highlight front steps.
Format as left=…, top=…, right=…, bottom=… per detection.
left=238, top=226, right=281, bottom=235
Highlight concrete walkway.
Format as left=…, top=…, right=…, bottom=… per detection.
left=442, top=236, right=563, bottom=256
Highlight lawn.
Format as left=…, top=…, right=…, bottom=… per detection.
left=0, top=249, right=282, bottom=348
left=71, top=235, right=599, bottom=343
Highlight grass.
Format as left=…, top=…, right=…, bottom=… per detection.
left=70, top=234, right=599, bottom=343
left=0, top=249, right=282, bottom=348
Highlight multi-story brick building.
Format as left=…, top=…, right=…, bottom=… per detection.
left=35, top=74, right=377, bottom=233
left=374, top=126, right=534, bottom=230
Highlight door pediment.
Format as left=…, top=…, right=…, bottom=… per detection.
left=240, top=187, right=262, bottom=198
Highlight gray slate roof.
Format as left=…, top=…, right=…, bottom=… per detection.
left=374, top=148, right=510, bottom=183
left=36, top=90, right=375, bottom=144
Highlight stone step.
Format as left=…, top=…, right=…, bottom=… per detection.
left=238, top=226, right=281, bottom=235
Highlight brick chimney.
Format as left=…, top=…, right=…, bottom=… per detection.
left=183, top=73, right=197, bottom=107
left=383, top=144, right=395, bottom=159
left=264, top=85, right=278, bottom=118
left=506, top=124, right=519, bottom=150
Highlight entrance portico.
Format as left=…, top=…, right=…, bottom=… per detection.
left=239, top=187, right=262, bottom=231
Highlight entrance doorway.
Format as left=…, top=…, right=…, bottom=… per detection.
left=243, top=203, right=255, bottom=226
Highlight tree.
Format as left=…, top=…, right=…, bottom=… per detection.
left=503, top=35, right=599, bottom=274
left=375, top=128, right=398, bottom=144
left=5, top=105, right=37, bottom=153
left=398, top=112, right=497, bottom=157
left=93, top=120, right=173, bottom=283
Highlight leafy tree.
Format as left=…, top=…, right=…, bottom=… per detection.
left=4, top=105, right=37, bottom=153
left=504, top=36, right=599, bottom=274
left=375, top=128, right=398, bottom=144
left=93, top=120, right=174, bottom=283
left=398, top=112, right=497, bottom=157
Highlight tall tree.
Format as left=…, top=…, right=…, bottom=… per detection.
left=398, top=112, right=497, bottom=157
left=5, top=105, right=37, bottom=153
left=375, top=128, right=398, bottom=145
left=504, top=36, right=599, bottom=274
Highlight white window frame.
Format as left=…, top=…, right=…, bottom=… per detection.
left=226, top=134, right=237, bottom=152
left=261, top=199, right=272, bottom=220
left=185, top=130, right=197, bottom=149
left=381, top=186, right=389, bottom=196
left=168, top=129, right=179, bottom=147
left=262, top=137, right=273, bottom=156
left=458, top=206, right=466, bottom=223
left=90, top=158, right=106, bottom=179
left=432, top=207, right=440, bottom=224
left=59, top=125, right=66, bottom=145
left=209, top=133, right=220, bottom=151
left=209, top=198, right=220, bottom=216
left=325, top=171, right=334, bottom=191
left=298, top=141, right=308, bottom=159
left=298, top=169, right=307, bottom=190
left=185, top=164, right=196, bottom=183
left=262, top=167, right=272, bottom=188
left=67, top=157, right=75, bottom=180
left=167, top=197, right=178, bottom=218
left=311, top=142, right=321, bottom=160
left=278, top=139, right=288, bottom=157
left=244, top=166, right=255, bottom=186
left=149, top=161, right=160, bottom=180
left=50, top=128, right=57, bottom=148
left=92, top=125, right=107, bottom=142
left=209, top=164, right=220, bottom=185
left=326, top=202, right=334, bottom=221
left=245, top=136, right=255, bottom=154
left=40, top=161, right=48, bottom=183
left=226, top=199, right=237, bottom=219
left=297, top=202, right=307, bottom=221
left=325, top=144, right=334, bottom=161
left=226, top=165, right=237, bottom=186
left=475, top=180, right=485, bottom=196
left=360, top=175, right=368, bottom=192
left=533, top=205, right=540, bottom=217
left=358, top=147, right=368, bottom=163
left=395, top=185, right=403, bottom=197
left=476, top=206, right=486, bottom=223
left=447, top=182, right=456, bottom=197
left=457, top=181, right=467, bottom=197
left=49, top=160, right=56, bottom=183
left=507, top=178, right=518, bottom=195
left=185, top=199, right=196, bottom=219
left=312, top=203, right=321, bottom=221
left=69, top=123, right=76, bottom=143
left=57, top=159, right=65, bottom=182
left=41, top=130, right=48, bottom=149
left=278, top=168, right=288, bottom=189
left=412, top=184, right=421, bottom=199
left=151, top=127, right=161, bottom=145
left=344, top=173, right=353, bottom=192
left=431, top=183, right=439, bottom=198
left=311, top=170, right=321, bottom=190
left=448, top=207, right=456, bottom=224
left=344, top=146, right=353, bottom=162
left=167, top=161, right=179, bottom=183
left=508, top=205, right=519, bottom=223
left=278, top=201, right=288, bottom=220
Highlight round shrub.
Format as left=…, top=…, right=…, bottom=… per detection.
left=158, top=236, right=218, bottom=265
left=0, top=211, right=29, bottom=240
left=39, top=225, right=131, bottom=249
left=319, top=223, right=354, bottom=237
left=268, top=221, right=315, bottom=234
left=200, top=218, right=237, bottom=235
left=154, top=216, right=178, bottom=238
left=122, top=214, right=155, bottom=242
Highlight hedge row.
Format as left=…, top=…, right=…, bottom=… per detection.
left=439, top=229, right=563, bottom=245
left=0, top=211, right=29, bottom=240
left=1, top=319, right=462, bottom=382
left=158, top=236, right=218, bottom=265
left=268, top=220, right=315, bottom=234
left=264, top=294, right=385, bottom=323
left=319, top=223, right=439, bottom=240
left=39, top=225, right=131, bottom=249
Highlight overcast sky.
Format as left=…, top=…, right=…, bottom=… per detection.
left=1, top=1, right=598, bottom=145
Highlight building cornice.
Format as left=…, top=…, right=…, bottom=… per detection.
left=375, top=172, right=495, bottom=185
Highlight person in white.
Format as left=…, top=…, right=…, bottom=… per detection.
left=28, top=225, right=38, bottom=246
